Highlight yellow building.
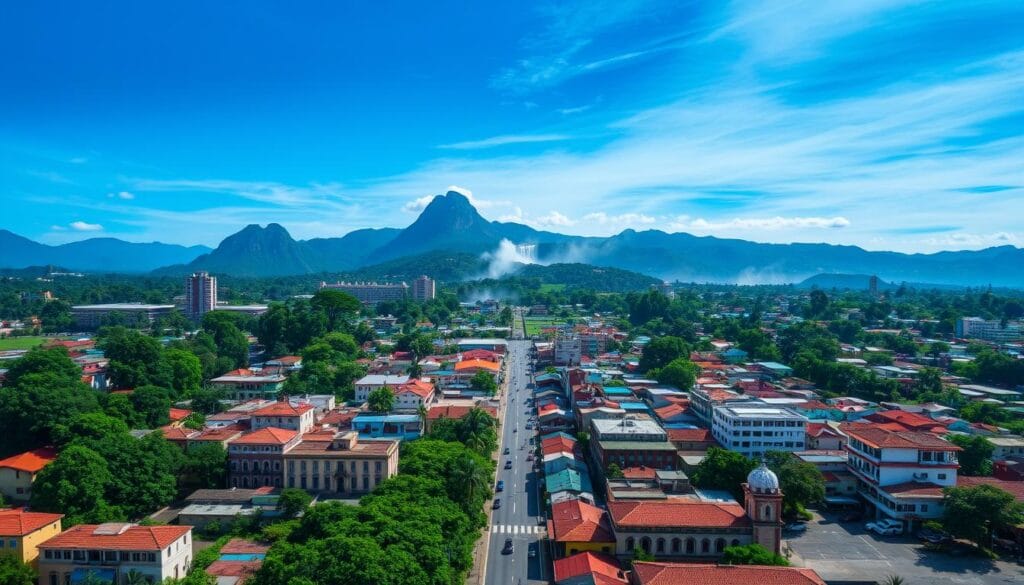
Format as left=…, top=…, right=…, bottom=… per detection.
left=0, top=508, right=64, bottom=566
left=0, top=447, right=57, bottom=502
left=549, top=499, right=617, bottom=558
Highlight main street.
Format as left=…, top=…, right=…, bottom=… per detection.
left=483, top=311, right=547, bottom=585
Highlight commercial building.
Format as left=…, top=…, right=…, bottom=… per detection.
left=209, top=370, right=286, bottom=401
left=590, top=417, right=678, bottom=474
left=184, top=271, right=217, bottom=321
left=710, top=404, right=807, bottom=459
left=956, top=317, right=1023, bottom=342
left=0, top=508, right=63, bottom=566
left=319, top=281, right=408, bottom=304
left=37, top=523, right=193, bottom=585
left=554, top=336, right=583, bottom=366
left=227, top=428, right=300, bottom=489
left=284, top=431, right=399, bottom=494
left=411, top=275, right=436, bottom=302
left=71, top=304, right=176, bottom=329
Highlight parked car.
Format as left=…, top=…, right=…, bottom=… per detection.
left=496, top=480, right=505, bottom=492
left=526, top=453, right=534, bottom=461
left=505, top=460, right=513, bottom=469
left=493, top=499, right=502, bottom=509
left=917, top=527, right=951, bottom=544
left=502, top=538, right=514, bottom=554
left=866, top=519, right=903, bottom=536
left=783, top=522, right=808, bottom=533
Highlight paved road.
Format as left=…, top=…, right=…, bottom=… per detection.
left=483, top=313, right=547, bottom=585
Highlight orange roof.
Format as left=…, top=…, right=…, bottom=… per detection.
left=632, top=563, right=825, bottom=585
left=608, top=500, right=750, bottom=529
left=0, top=508, right=63, bottom=536
left=252, top=401, right=314, bottom=417
left=39, top=524, right=190, bottom=551
left=844, top=427, right=959, bottom=451
left=622, top=466, right=657, bottom=480
left=553, top=552, right=625, bottom=584
left=205, top=560, right=262, bottom=578
left=192, top=424, right=246, bottom=442
left=230, top=427, right=298, bottom=445
left=396, top=378, right=435, bottom=399
left=454, top=359, right=500, bottom=372
left=427, top=404, right=497, bottom=420
left=666, top=428, right=713, bottom=443
left=169, top=408, right=192, bottom=421
left=542, top=436, right=578, bottom=456
left=654, top=404, right=688, bottom=420
left=220, top=538, right=270, bottom=555
left=159, top=426, right=200, bottom=441
left=550, top=500, right=616, bottom=543
left=0, top=447, right=57, bottom=473
left=867, top=410, right=949, bottom=432
left=268, top=355, right=302, bottom=365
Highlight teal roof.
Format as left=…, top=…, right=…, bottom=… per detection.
left=540, top=431, right=576, bottom=442
left=602, top=386, right=632, bottom=395
left=545, top=468, right=593, bottom=494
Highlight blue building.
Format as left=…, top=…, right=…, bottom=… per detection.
left=352, top=414, right=422, bottom=441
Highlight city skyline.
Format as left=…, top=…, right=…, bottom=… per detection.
left=3, top=1, right=1023, bottom=252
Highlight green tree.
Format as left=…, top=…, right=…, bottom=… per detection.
left=806, top=290, right=831, bottom=319
left=131, top=385, right=172, bottom=428
left=367, top=387, right=395, bottom=413
left=942, top=484, right=1024, bottom=548
left=278, top=488, right=313, bottom=518
left=766, top=451, right=825, bottom=516
left=31, top=445, right=119, bottom=526
left=606, top=462, right=624, bottom=479
left=949, top=434, right=994, bottom=476
left=179, top=442, right=228, bottom=492
left=469, top=370, right=498, bottom=395
left=164, top=348, right=203, bottom=394
left=311, top=289, right=361, bottom=331
left=721, top=543, right=789, bottom=566
left=0, top=555, right=36, bottom=585
left=692, top=447, right=757, bottom=501
left=653, top=357, right=699, bottom=390
left=638, top=336, right=690, bottom=373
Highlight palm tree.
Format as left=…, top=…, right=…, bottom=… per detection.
left=367, top=386, right=395, bottom=413
left=882, top=576, right=905, bottom=585
left=461, top=407, right=497, bottom=455
left=450, top=455, right=490, bottom=511
left=124, top=570, right=148, bottom=585
left=416, top=404, right=429, bottom=432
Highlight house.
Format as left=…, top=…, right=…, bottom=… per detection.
left=38, top=523, right=193, bottom=585
left=227, top=428, right=300, bottom=489
left=204, top=539, right=270, bottom=585
left=987, top=436, right=1024, bottom=461
left=424, top=403, right=497, bottom=432
left=666, top=429, right=716, bottom=452
left=805, top=423, right=845, bottom=450
left=553, top=552, right=626, bottom=585
left=0, top=447, right=57, bottom=502
left=250, top=400, right=315, bottom=434
left=353, top=374, right=410, bottom=402
left=0, top=508, right=63, bottom=566
left=283, top=431, right=399, bottom=494
left=210, top=370, right=286, bottom=401
left=844, top=426, right=961, bottom=528
left=178, top=487, right=279, bottom=530
left=549, top=500, right=616, bottom=558
left=629, top=562, right=825, bottom=585
left=546, top=469, right=595, bottom=504
left=393, top=379, right=436, bottom=412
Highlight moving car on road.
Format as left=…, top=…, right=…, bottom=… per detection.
left=496, top=480, right=504, bottom=492
left=505, top=460, right=513, bottom=469
left=502, top=538, right=514, bottom=555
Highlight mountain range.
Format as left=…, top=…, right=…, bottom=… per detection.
left=3, top=191, right=1023, bottom=286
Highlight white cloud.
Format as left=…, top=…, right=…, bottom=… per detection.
left=534, top=211, right=576, bottom=227
left=108, top=191, right=135, bottom=200
left=401, top=185, right=511, bottom=213
left=582, top=212, right=656, bottom=226
left=438, top=134, right=570, bottom=150
left=673, top=216, right=851, bottom=231
left=50, top=225, right=66, bottom=231
left=69, top=221, right=103, bottom=231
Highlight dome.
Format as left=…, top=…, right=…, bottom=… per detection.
left=747, top=462, right=780, bottom=493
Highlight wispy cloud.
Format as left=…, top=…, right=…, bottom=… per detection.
left=672, top=215, right=850, bottom=231
left=400, top=185, right=511, bottom=213
left=108, top=191, right=135, bottom=200
left=128, top=178, right=348, bottom=207
left=438, top=134, right=571, bottom=150
left=69, top=220, right=103, bottom=231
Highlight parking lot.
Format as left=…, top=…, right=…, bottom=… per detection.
left=786, top=513, right=1024, bottom=584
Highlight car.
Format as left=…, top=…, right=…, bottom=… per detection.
left=917, top=527, right=951, bottom=544
left=493, top=499, right=501, bottom=509
left=783, top=522, right=807, bottom=533
left=503, top=447, right=510, bottom=455
left=866, top=519, right=903, bottom=536
left=505, top=460, right=513, bottom=469
left=496, top=480, right=505, bottom=492
left=513, top=428, right=517, bottom=433
left=526, top=453, right=534, bottom=461
left=502, top=538, right=514, bottom=554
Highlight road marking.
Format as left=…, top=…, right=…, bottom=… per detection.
left=491, top=524, right=547, bottom=535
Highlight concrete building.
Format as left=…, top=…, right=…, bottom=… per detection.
left=250, top=400, right=315, bottom=434
left=319, top=281, right=409, bottom=304
left=711, top=404, right=807, bottom=460
left=986, top=436, right=1024, bottom=461
left=37, top=523, right=193, bottom=585
left=956, top=317, right=1023, bottom=342
left=0, top=508, right=63, bottom=567
left=590, top=417, right=677, bottom=474
left=411, top=275, right=436, bottom=302
left=554, top=336, right=583, bottom=366
left=184, top=271, right=217, bottom=321
left=227, top=428, right=300, bottom=489
left=354, top=374, right=410, bottom=402
left=284, top=431, right=399, bottom=494
left=210, top=370, right=286, bottom=401
left=71, top=304, right=175, bottom=329
left=845, top=426, right=960, bottom=527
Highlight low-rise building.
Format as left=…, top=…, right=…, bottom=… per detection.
left=250, top=400, right=315, bottom=434
left=0, top=508, right=63, bottom=566
left=284, top=431, right=399, bottom=495
left=0, top=447, right=57, bottom=502
left=71, top=304, right=176, bottom=329
left=210, top=370, right=286, bottom=401
left=37, top=523, right=193, bottom=585
left=353, top=374, right=410, bottom=402
left=629, top=562, right=825, bottom=585
left=711, top=404, right=807, bottom=459
left=590, top=418, right=678, bottom=476
left=549, top=499, right=616, bottom=558
left=227, top=428, right=300, bottom=489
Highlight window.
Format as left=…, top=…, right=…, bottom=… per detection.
left=701, top=539, right=710, bottom=554
left=685, top=538, right=695, bottom=554
left=671, top=538, right=681, bottom=553
left=938, top=473, right=947, bottom=480
left=626, top=537, right=635, bottom=551
left=715, top=538, right=726, bottom=553
left=656, top=538, right=665, bottom=553
left=48, top=574, right=57, bottom=585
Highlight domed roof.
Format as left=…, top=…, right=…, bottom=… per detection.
left=747, top=462, right=780, bottom=493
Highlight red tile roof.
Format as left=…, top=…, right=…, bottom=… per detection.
left=192, top=424, right=246, bottom=443
left=159, top=426, right=200, bottom=442
left=0, top=446, right=57, bottom=473
left=426, top=404, right=497, bottom=420
left=553, top=552, right=625, bottom=584
left=460, top=349, right=499, bottom=361
left=220, top=538, right=270, bottom=555
left=844, top=427, right=959, bottom=451
left=396, top=378, right=435, bottom=399
left=550, top=500, right=616, bottom=543
left=39, top=524, right=190, bottom=551
left=608, top=500, right=750, bottom=529
left=542, top=436, right=578, bottom=456
left=0, top=508, right=63, bottom=536
left=957, top=476, right=1024, bottom=502
left=632, top=562, right=825, bottom=585
left=268, top=355, right=302, bottom=365
left=169, top=408, right=192, bottom=421
left=666, top=428, right=713, bottom=443
left=251, top=402, right=314, bottom=417
left=230, top=427, right=298, bottom=445
left=205, top=560, right=262, bottom=578
left=621, top=466, right=657, bottom=480
left=867, top=410, right=948, bottom=433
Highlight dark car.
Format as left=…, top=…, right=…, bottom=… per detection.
left=502, top=538, right=514, bottom=554
left=917, top=527, right=951, bottom=544
left=503, top=447, right=510, bottom=455
left=493, top=499, right=502, bottom=509
left=505, top=460, right=513, bottom=469
left=496, top=480, right=505, bottom=492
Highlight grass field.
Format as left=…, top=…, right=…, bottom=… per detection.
left=523, top=317, right=568, bottom=336
left=538, top=283, right=566, bottom=293
left=0, top=336, right=52, bottom=350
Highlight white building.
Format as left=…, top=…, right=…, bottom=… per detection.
left=956, top=317, right=1023, bottom=342
left=711, top=405, right=807, bottom=459
left=38, top=523, right=192, bottom=585
left=554, top=336, right=582, bottom=366
left=844, top=427, right=960, bottom=526
left=354, top=374, right=410, bottom=402
left=184, top=271, right=217, bottom=321
left=987, top=436, right=1024, bottom=461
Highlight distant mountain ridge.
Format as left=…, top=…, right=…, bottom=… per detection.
left=0, top=229, right=210, bottom=272
left=4, top=190, right=1024, bottom=286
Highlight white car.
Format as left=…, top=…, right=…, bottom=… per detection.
left=866, top=519, right=903, bottom=536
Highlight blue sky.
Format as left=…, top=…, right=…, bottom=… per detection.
left=2, top=1, right=1023, bottom=252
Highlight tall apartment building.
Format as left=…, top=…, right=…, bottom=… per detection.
left=412, top=275, right=436, bottom=302
left=711, top=404, right=807, bottom=460
left=184, top=271, right=217, bottom=321
left=956, top=317, right=1023, bottom=342
left=319, top=281, right=409, bottom=304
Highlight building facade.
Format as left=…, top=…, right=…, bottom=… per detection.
left=71, top=304, right=176, bottom=329
left=411, top=275, right=436, bottom=302
left=284, top=432, right=399, bottom=494
left=956, top=317, right=1023, bottom=342
left=184, top=272, right=217, bottom=321
left=711, top=405, right=807, bottom=459
left=0, top=447, right=57, bottom=502
left=37, top=524, right=192, bottom=585
left=227, top=428, right=300, bottom=489
left=319, top=281, right=409, bottom=304
left=0, top=509, right=63, bottom=566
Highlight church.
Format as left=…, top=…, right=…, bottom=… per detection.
left=605, top=463, right=784, bottom=559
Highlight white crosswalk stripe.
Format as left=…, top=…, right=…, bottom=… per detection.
left=491, top=524, right=547, bottom=535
